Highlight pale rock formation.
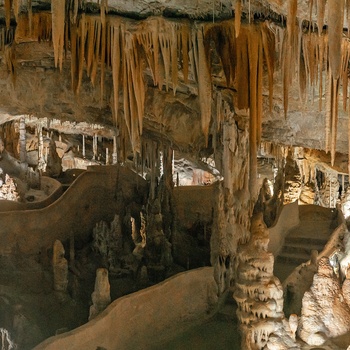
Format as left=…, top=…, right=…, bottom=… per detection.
left=299, top=257, right=350, bottom=346
left=52, top=240, right=68, bottom=292
left=234, top=213, right=299, bottom=350
left=144, top=197, right=173, bottom=278
left=0, top=328, right=15, bottom=350
left=89, top=268, right=111, bottom=321
left=314, top=172, right=339, bottom=209
left=0, top=173, right=19, bottom=201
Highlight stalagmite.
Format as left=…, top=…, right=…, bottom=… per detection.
left=52, top=0, right=65, bottom=71
left=89, top=268, right=111, bottom=321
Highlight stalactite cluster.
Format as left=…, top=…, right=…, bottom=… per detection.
left=4, top=1, right=350, bottom=176
left=15, top=13, right=52, bottom=42
left=51, top=0, right=65, bottom=71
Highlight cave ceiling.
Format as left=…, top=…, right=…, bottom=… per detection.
left=0, top=0, right=349, bottom=172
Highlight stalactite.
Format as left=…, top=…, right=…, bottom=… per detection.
left=70, top=19, right=78, bottom=92
left=331, top=78, right=339, bottom=166
left=342, top=42, right=349, bottom=111
left=236, top=29, right=249, bottom=109
left=325, top=69, right=332, bottom=153
left=28, top=0, right=32, bottom=35
left=4, top=43, right=15, bottom=83
left=76, top=14, right=86, bottom=93
left=52, top=0, right=65, bottom=71
left=328, top=0, right=344, bottom=81
left=347, top=0, right=350, bottom=37
left=317, top=0, right=326, bottom=35
left=261, top=23, right=275, bottom=111
left=171, top=24, right=178, bottom=95
left=235, top=0, right=242, bottom=38
left=13, top=0, right=19, bottom=22
left=159, top=29, right=171, bottom=92
left=318, top=34, right=325, bottom=110
left=100, top=0, right=107, bottom=105
left=181, top=23, right=189, bottom=83
left=90, top=20, right=101, bottom=86
left=111, top=22, right=121, bottom=126
left=197, top=25, right=212, bottom=146
left=247, top=26, right=259, bottom=197
left=309, top=0, right=314, bottom=25
left=86, top=17, right=94, bottom=76
left=283, top=0, right=298, bottom=117
left=4, top=0, right=11, bottom=30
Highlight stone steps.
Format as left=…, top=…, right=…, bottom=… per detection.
left=284, top=235, right=329, bottom=246
left=274, top=205, right=336, bottom=282
left=281, top=242, right=325, bottom=256
left=275, top=252, right=311, bottom=266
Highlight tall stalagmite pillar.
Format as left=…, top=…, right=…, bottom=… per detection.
left=211, top=99, right=252, bottom=295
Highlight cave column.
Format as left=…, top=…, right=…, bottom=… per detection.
left=211, top=99, right=253, bottom=295
left=37, top=122, right=46, bottom=173
left=19, top=116, right=27, bottom=165
left=93, top=134, right=97, bottom=160
left=82, top=134, right=85, bottom=158
left=112, top=135, right=117, bottom=164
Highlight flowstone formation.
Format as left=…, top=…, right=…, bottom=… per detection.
left=299, top=257, right=350, bottom=346
left=234, top=213, right=299, bottom=350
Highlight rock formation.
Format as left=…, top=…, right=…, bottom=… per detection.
left=299, top=257, right=350, bottom=346
left=89, top=268, right=111, bottom=321
left=92, top=214, right=123, bottom=270
left=234, top=213, right=299, bottom=350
